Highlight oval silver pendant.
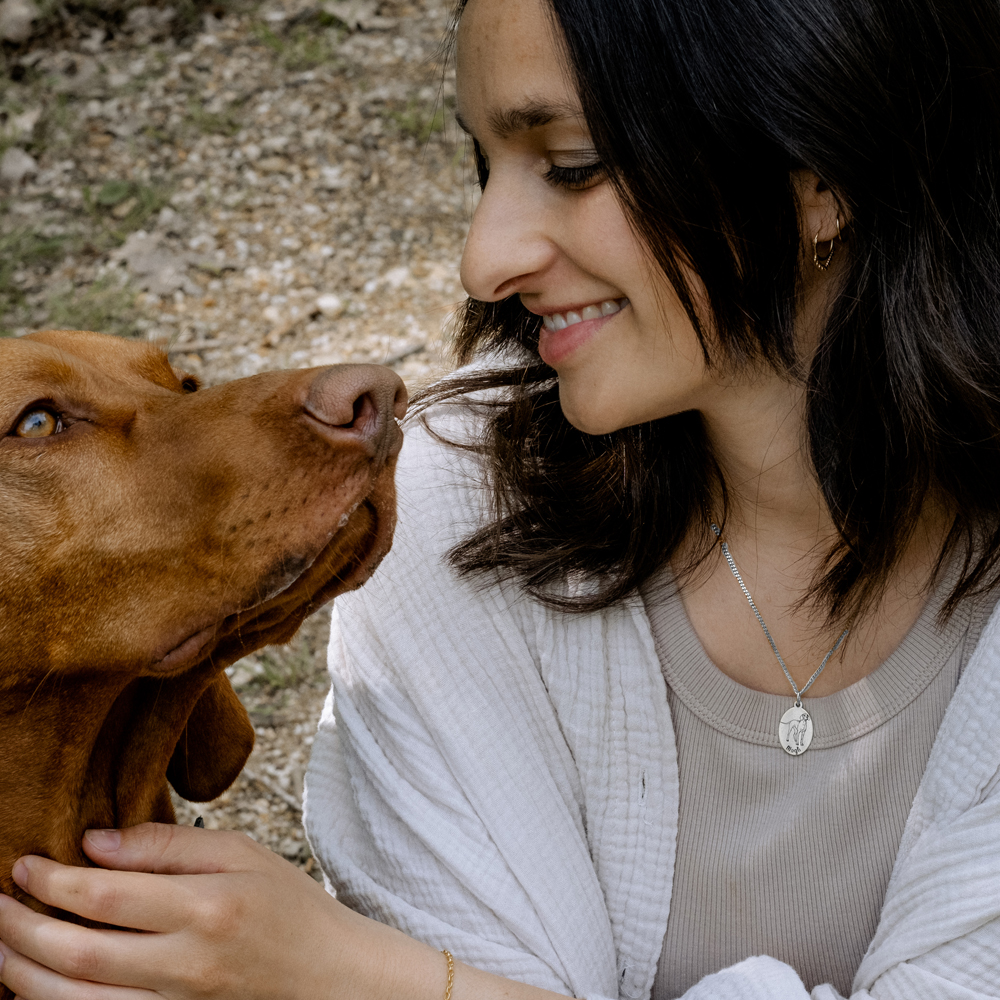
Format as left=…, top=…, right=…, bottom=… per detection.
left=779, top=706, right=813, bottom=756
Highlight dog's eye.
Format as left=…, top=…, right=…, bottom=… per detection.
left=15, top=409, right=62, bottom=438
left=181, top=376, right=200, bottom=393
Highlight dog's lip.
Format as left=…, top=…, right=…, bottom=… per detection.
left=152, top=625, right=218, bottom=673
left=147, top=502, right=383, bottom=674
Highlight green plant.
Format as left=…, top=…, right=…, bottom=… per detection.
left=96, top=179, right=133, bottom=207
left=315, top=9, right=344, bottom=28
left=32, top=95, right=79, bottom=156
left=252, top=20, right=286, bottom=55
left=287, top=26, right=340, bottom=71
left=186, top=100, right=241, bottom=137
left=249, top=640, right=323, bottom=691
left=45, top=275, right=140, bottom=338
left=252, top=20, right=340, bottom=71
left=387, top=98, right=446, bottom=143
left=0, top=227, right=71, bottom=331
left=83, top=180, right=171, bottom=239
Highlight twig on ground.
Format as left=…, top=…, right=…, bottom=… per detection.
left=242, top=767, right=303, bottom=813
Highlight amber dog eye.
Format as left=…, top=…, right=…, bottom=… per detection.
left=16, top=409, right=62, bottom=438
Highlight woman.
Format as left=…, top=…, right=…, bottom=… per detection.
left=1, top=0, right=999, bottom=996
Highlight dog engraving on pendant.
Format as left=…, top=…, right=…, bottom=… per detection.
left=779, top=706, right=813, bottom=756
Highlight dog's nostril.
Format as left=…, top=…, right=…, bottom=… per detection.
left=304, top=365, right=407, bottom=453
left=329, top=390, right=380, bottom=443
left=344, top=393, right=380, bottom=436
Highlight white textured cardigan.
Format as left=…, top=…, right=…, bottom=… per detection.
left=304, top=409, right=1000, bottom=1000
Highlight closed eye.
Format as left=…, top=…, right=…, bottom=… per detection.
left=544, top=161, right=606, bottom=191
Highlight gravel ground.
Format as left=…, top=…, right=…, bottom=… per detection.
left=1, top=0, right=470, bottom=876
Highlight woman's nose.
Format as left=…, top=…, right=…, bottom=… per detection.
left=460, top=172, right=556, bottom=302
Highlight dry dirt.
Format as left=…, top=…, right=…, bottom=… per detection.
left=1, top=0, right=471, bottom=877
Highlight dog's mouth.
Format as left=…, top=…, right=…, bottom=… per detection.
left=156, top=626, right=218, bottom=672
left=150, top=495, right=391, bottom=676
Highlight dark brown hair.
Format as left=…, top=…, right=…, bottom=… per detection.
left=419, top=0, right=1000, bottom=619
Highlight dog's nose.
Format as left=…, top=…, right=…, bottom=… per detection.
left=303, top=364, right=408, bottom=458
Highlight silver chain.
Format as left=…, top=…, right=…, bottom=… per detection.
left=710, top=523, right=848, bottom=706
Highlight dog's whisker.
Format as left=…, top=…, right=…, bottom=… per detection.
left=18, top=666, right=59, bottom=723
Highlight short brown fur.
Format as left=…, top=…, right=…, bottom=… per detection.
left=0, top=331, right=403, bottom=962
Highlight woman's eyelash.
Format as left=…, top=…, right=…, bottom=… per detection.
left=544, top=162, right=606, bottom=190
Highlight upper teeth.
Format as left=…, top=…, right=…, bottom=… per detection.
left=542, top=298, right=626, bottom=331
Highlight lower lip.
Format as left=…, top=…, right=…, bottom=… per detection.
left=154, top=625, right=216, bottom=673
left=537, top=308, right=623, bottom=367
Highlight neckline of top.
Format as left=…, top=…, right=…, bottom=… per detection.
left=639, top=562, right=983, bottom=749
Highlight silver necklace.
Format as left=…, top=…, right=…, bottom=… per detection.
left=710, top=524, right=848, bottom=756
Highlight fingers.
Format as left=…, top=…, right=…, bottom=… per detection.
left=8, top=857, right=194, bottom=933
left=0, top=934, right=156, bottom=1000
left=82, top=823, right=268, bottom=876
left=0, top=844, right=363, bottom=1000
left=5, top=825, right=272, bottom=932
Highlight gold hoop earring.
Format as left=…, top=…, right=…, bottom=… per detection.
left=813, top=214, right=841, bottom=271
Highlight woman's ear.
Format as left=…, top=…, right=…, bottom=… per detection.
left=167, top=673, right=255, bottom=802
left=792, top=169, right=846, bottom=245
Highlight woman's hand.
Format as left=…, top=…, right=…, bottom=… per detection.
left=0, top=823, right=443, bottom=1000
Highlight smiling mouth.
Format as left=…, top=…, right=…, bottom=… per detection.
left=542, top=298, right=628, bottom=331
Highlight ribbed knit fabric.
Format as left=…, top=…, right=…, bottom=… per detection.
left=646, top=570, right=995, bottom=999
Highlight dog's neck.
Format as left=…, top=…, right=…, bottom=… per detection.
left=0, top=664, right=216, bottom=909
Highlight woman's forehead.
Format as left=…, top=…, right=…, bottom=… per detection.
left=456, top=0, right=581, bottom=138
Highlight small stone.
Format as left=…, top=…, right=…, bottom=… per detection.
left=322, top=0, right=397, bottom=30
left=226, top=655, right=265, bottom=688
left=111, top=196, right=138, bottom=219
left=124, top=5, right=174, bottom=37
left=318, top=165, right=350, bottom=191
left=115, top=230, right=197, bottom=297
left=383, top=266, right=410, bottom=290
left=0, top=0, right=37, bottom=42
left=0, top=147, right=38, bottom=185
left=79, top=27, right=106, bottom=53
left=156, top=206, right=179, bottom=229
left=315, top=293, right=344, bottom=319
left=9, top=108, right=41, bottom=140
left=39, top=52, right=100, bottom=97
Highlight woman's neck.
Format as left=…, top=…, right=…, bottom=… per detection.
left=699, top=368, right=834, bottom=544
left=676, top=369, right=950, bottom=698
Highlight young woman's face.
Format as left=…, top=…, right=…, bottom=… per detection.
left=457, top=0, right=714, bottom=435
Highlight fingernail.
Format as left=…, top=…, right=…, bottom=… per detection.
left=84, top=828, right=121, bottom=851
left=11, top=860, right=28, bottom=886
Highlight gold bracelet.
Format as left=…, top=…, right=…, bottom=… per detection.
left=442, top=949, right=455, bottom=1000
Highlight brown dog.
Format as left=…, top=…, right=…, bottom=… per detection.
left=0, top=330, right=405, bottom=938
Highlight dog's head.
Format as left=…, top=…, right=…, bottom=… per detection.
left=0, top=330, right=405, bottom=887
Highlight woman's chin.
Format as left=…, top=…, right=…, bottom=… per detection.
left=558, top=380, right=690, bottom=435
left=558, top=389, right=628, bottom=437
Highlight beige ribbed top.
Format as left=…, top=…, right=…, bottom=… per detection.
left=644, top=571, right=995, bottom=999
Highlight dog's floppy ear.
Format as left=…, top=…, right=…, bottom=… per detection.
left=167, top=674, right=255, bottom=802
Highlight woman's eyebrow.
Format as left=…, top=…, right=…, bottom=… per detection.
left=454, top=100, right=585, bottom=140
